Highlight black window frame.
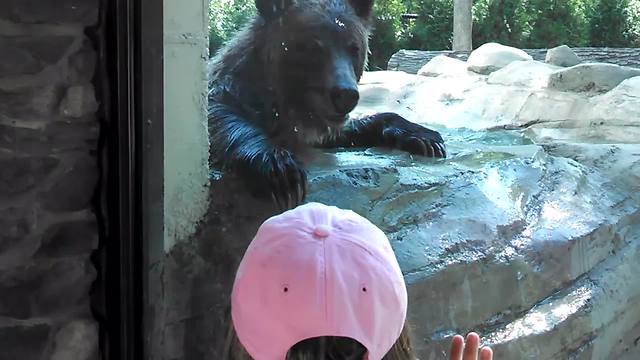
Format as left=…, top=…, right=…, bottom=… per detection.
left=103, top=0, right=164, bottom=359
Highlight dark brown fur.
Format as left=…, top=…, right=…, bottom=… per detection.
left=208, top=0, right=446, bottom=209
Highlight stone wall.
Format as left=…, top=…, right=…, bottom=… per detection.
left=0, top=1, right=101, bottom=359
left=387, top=47, right=640, bottom=74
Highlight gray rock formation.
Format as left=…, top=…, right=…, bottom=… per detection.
left=350, top=68, right=640, bottom=359
left=388, top=47, right=640, bottom=75
left=545, top=44, right=581, bottom=67
left=467, top=43, right=533, bottom=75
left=156, top=49, right=640, bottom=360
left=488, top=60, right=561, bottom=88
left=547, top=63, right=640, bottom=92
left=418, top=54, right=468, bottom=77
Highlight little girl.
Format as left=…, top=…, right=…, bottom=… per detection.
left=227, top=202, right=493, bottom=360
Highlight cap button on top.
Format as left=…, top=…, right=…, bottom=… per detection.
left=312, top=225, right=331, bottom=238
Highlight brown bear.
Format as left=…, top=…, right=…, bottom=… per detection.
left=208, top=0, right=446, bottom=209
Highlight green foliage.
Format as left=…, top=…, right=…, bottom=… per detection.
left=208, top=0, right=640, bottom=67
left=368, top=0, right=410, bottom=70
left=369, top=0, right=456, bottom=68
left=630, top=0, right=640, bottom=45
left=631, top=1, right=640, bottom=45
left=524, top=0, right=589, bottom=48
left=404, top=0, right=454, bottom=50
left=471, top=0, right=590, bottom=48
left=209, top=0, right=256, bottom=56
left=471, top=0, right=640, bottom=49
left=587, top=0, right=633, bottom=46
left=368, top=18, right=401, bottom=70
left=472, top=0, right=529, bottom=47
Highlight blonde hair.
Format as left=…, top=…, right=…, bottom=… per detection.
left=223, top=318, right=416, bottom=360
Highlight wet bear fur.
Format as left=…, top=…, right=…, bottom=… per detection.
left=208, top=0, right=446, bottom=209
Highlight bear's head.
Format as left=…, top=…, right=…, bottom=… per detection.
left=256, top=0, right=374, bottom=141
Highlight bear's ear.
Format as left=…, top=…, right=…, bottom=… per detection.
left=348, top=0, right=374, bottom=19
left=255, top=0, right=294, bottom=20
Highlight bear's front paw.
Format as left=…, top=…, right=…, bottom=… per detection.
left=238, top=148, right=307, bottom=209
left=374, top=112, right=447, bottom=158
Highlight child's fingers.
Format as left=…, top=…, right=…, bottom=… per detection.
left=480, top=346, right=493, bottom=360
left=463, top=332, right=480, bottom=360
left=449, top=334, right=465, bottom=360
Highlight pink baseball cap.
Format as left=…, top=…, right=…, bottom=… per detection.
left=231, top=202, right=408, bottom=360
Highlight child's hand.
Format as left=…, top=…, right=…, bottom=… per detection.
left=449, top=332, right=493, bottom=360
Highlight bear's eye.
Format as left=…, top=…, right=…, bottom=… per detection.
left=291, top=41, right=310, bottom=53
left=290, top=39, right=322, bottom=56
left=349, top=42, right=360, bottom=58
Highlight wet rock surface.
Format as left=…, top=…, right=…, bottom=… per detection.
left=306, top=142, right=639, bottom=359
left=157, top=50, right=640, bottom=359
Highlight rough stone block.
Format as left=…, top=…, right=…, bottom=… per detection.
left=59, top=85, right=99, bottom=118
left=547, top=63, right=640, bottom=92
left=35, top=219, right=98, bottom=257
left=0, top=275, right=36, bottom=319
left=467, top=42, right=533, bottom=75
left=545, top=45, right=581, bottom=67
left=0, top=86, right=64, bottom=119
left=47, top=121, right=100, bottom=152
left=0, top=122, right=98, bottom=155
left=50, top=319, right=99, bottom=360
left=417, top=55, right=468, bottom=77
left=0, top=155, right=59, bottom=197
left=0, top=208, right=33, bottom=253
left=607, top=76, right=640, bottom=97
left=0, top=323, right=50, bottom=360
left=41, top=155, right=97, bottom=212
left=0, top=0, right=99, bottom=26
left=67, top=39, right=97, bottom=84
left=0, top=258, right=95, bottom=319
left=487, top=60, right=560, bottom=88
left=0, top=42, right=42, bottom=76
left=0, top=36, right=76, bottom=77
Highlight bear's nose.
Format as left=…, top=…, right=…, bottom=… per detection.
left=330, top=86, right=359, bottom=115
